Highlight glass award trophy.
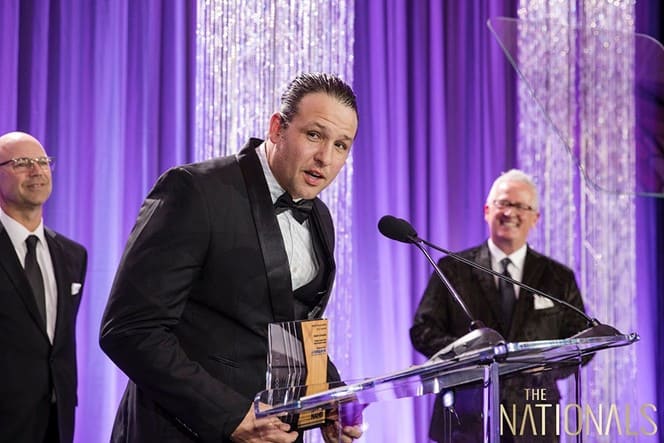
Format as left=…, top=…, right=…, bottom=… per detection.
left=265, top=319, right=332, bottom=430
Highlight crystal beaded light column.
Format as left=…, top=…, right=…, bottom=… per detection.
left=576, top=5, right=637, bottom=438
left=517, top=2, right=637, bottom=441
left=195, top=0, right=355, bottom=405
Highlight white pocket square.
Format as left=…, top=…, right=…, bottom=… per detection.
left=71, top=283, right=82, bottom=295
left=533, top=294, right=555, bottom=310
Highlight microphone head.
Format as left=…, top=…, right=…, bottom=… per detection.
left=378, top=215, right=418, bottom=243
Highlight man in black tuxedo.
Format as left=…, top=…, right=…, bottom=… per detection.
left=0, top=131, right=87, bottom=443
left=411, top=169, right=589, bottom=442
left=100, top=73, right=362, bottom=443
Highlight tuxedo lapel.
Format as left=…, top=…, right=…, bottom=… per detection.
left=306, top=202, right=335, bottom=318
left=508, top=248, right=544, bottom=340
left=45, top=229, right=71, bottom=345
left=310, top=203, right=333, bottom=258
left=237, top=140, right=294, bottom=322
left=520, top=248, right=546, bottom=289
left=0, top=226, right=49, bottom=336
left=473, top=243, right=504, bottom=331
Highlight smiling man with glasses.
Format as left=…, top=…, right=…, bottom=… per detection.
left=484, top=171, right=540, bottom=256
left=411, top=169, right=590, bottom=443
left=0, top=131, right=87, bottom=443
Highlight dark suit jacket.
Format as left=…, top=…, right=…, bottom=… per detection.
left=0, top=224, right=87, bottom=443
left=410, top=242, right=588, bottom=442
left=100, top=139, right=339, bottom=442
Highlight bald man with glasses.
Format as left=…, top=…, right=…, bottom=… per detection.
left=0, top=131, right=87, bottom=443
left=411, top=169, right=589, bottom=443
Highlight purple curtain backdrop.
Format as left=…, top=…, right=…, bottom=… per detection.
left=0, top=1, right=661, bottom=442
left=351, top=1, right=663, bottom=441
left=350, top=1, right=519, bottom=441
left=0, top=1, right=195, bottom=441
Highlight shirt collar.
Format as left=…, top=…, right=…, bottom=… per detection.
left=0, top=207, right=46, bottom=248
left=487, top=239, right=528, bottom=272
left=256, top=143, right=287, bottom=205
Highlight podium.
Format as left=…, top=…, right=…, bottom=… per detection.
left=254, top=328, right=638, bottom=442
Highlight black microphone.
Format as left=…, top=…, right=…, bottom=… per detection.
left=378, top=215, right=622, bottom=339
left=378, top=216, right=506, bottom=357
left=377, top=215, right=418, bottom=243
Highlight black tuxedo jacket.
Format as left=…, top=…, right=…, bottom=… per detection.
left=411, top=242, right=588, bottom=442
left=0, top=224, right=87, bottom=443
left=100, top=139, right=339, bottom=442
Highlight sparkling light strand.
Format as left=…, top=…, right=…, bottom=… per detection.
left=577, top=4, right=637, bottom=441
left=517, top=2, right=637, bottom=441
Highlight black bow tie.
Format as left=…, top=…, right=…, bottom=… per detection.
left=274, top=193, right=314, bottom=224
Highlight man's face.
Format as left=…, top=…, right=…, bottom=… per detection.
left=483, top=180, right=539, bottom=253
left=0, top=134, right=53, bottom=215
left=267, top=92, right=358, bottom=200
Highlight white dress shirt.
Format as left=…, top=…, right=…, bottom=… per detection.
left=256, top=144, right=319, bottom=290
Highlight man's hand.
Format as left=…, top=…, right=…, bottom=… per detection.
left=320, top=402, right=365, bottom=443
left=230, top=406, right=298, bottom=443
left=320, top=421, right=363, bottom=443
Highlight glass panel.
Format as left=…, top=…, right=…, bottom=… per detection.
left=488, top=17, right=664, bottom=197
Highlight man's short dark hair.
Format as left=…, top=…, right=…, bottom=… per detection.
left=279, top=72, right=358, bottom=127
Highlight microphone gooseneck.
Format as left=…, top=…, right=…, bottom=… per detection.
left=377, top=215, right=622, bottom=339
left=378, top=216, right=507, bottom=356
left=417, top=238, right=604, bottom=331
left=378, top=216, right=487, bottom=332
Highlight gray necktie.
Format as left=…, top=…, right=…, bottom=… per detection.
left=25, top=235, right=46, bottom=325
left=499, top=257, right=516, bottom=329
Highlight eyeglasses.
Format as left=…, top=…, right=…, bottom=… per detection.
left=493, top=199, right=534, bottom=213
left=0, top=156, right=55, bottom=171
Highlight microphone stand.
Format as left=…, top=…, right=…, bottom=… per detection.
left=378, top=213, right=623, bottom=357
left=410, top=237, right=507, bottom=360
left=411, top=239, right=476, bottom=327
left=418, top=238, right=623, bottom=338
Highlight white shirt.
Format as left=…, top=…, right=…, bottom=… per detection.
left=0, top=208, right=58, bottom=342
left=487, top=239, right=527, bottom=299
left=256, top=144, right=319, bottom=290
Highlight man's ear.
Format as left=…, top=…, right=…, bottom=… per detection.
left=268, top=113, right=283, bottom=143
left=531, top=211, right=540, bottom=227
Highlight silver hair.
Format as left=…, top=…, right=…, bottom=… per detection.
left=486, top=169, right=539, bottom=211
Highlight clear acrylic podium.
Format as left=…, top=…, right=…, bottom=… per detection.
left=255, top=328, right=638, bottom=442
